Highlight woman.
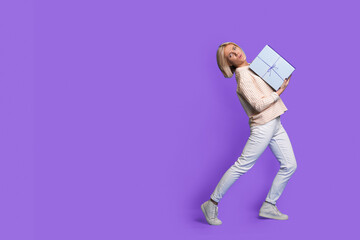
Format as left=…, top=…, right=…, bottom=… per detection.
left=201, top=42, right=297, bottom=225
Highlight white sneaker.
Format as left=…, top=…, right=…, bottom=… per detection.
left=259, top=201, right=289, bottom=220
left=201, top=200, right=222, bottom=225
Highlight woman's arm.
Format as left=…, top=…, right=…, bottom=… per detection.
left=276, top=74, right=292, bottom=96
left=237, top=71, right=279, bottom=113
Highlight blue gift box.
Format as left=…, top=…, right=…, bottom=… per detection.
left=249, top=45, right=295, bottom=91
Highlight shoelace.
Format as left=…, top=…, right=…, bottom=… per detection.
left=209, top=202, right=218, bottom=219
left=272, top=205, right=281, bottom=216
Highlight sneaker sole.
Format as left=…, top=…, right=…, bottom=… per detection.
left=259, top=212, right=288, bottom=220
left=201, top=203, right=222, bottom=225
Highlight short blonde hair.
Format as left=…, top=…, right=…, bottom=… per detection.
left=216, top=42, right=242, bottom=78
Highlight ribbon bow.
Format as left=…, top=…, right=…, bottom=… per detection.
left=265, top=63, right=279, bottom=77
left=257, top=56, right=282, bottom=80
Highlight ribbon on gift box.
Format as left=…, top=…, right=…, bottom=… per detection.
left=256, top=56, right=284, bottom=80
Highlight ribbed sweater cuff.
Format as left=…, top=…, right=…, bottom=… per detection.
left=271, top=92, right=280, bottom=102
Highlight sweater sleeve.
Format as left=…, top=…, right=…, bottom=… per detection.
left=236, top=70, right=279, bottom=113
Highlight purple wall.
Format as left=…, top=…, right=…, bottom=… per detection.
left=1, top=0, right=359, bottom=239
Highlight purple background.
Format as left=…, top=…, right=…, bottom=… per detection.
left=0, top=0, right=359, bottom=239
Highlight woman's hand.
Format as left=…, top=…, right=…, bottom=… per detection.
left=276, top=74, right=292, bottom=96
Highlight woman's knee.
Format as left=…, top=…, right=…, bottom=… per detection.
left=287, top=160, right=297, bottom=174
left=281, top=160, right=297, bottom=174
left=233, top=158, right=255, bottom=174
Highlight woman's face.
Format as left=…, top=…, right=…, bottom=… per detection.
left=224, top=44, right=247, bottom=68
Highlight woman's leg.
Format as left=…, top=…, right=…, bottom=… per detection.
left=210, top=118, right=278, bottom=203
left=265, top=121, right=297, bottom=205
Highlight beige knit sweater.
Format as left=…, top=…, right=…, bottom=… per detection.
left=235, top=64, right=288, bottom=127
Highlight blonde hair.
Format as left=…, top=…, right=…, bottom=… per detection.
left=216, top=42, right=243, bottom=78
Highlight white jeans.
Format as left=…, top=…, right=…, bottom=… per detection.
left=210, top=115, right=297, bottom=205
